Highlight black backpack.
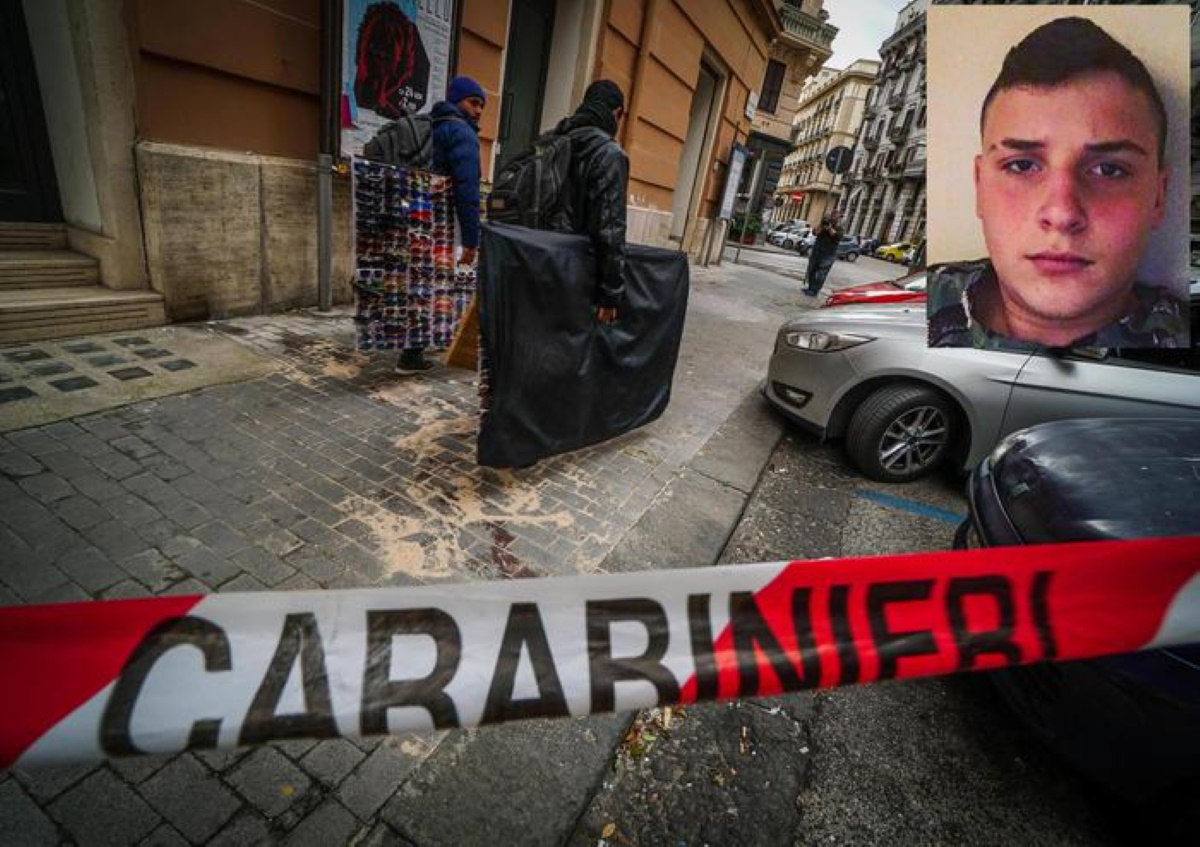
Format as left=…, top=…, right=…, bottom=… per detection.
left=488, top=130, right=574, bottom=231
left=362, top=111, right=460, bottom=169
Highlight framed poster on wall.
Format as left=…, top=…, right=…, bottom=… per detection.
left=340, top=0, right=459, bottom=157
left=718, top=144, right=749, bottom=221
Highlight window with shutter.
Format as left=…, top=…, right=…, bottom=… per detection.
left=759, top=60, right=786, bottom=114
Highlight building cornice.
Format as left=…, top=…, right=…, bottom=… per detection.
left=880, top=12, right=924, bottom=56
left=748, top=0, right=783, bottom=40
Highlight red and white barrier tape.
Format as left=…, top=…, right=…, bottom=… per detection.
left=2, top=536, right=1197, bottom=768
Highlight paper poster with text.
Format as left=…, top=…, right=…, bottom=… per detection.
left=341, top=0, right=456, bottom=157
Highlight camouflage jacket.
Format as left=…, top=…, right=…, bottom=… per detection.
left=927, top=259, right=1190, bottom=350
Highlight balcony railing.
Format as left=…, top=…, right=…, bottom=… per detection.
left=888, top=90, right=905, bottom=108
left=779, top=3, right=838, bottom=53
left=863, top=136, right=879, bottom=151
left=887, top=124, right=909, bottom=143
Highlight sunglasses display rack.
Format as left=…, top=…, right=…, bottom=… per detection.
left=351, top=157, right=476, bottom=352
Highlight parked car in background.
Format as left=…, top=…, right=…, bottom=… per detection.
left=773, top=225, right=813, bottom=250
left=796, top=235, right=859, bottom=261
left=762, top=295, right=1200, bottom=482
left=767, top=224, right=809, bottom=248
left=834, top=236, right=860, bottom=262
left=956, top=417, right=1200, bottom=840
left=823, top=271, right=926, bottom=307
left=779, top=230, right=811, bottom=250
left=876, top=241, right=916, bottom=262
left=769, top=218, right=808, bottom=235
left=766, top=227, right=789, bottom=246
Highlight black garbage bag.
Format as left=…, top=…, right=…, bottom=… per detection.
left=477, top=223, right=689, bottom=468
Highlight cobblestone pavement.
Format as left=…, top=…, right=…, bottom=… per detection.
left=0, top=259, right=803, bottom=844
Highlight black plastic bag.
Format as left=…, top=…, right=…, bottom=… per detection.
left=477, top=223, right=689, bottom=468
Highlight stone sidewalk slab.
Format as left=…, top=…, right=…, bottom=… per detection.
left=0, top=259, right=801, bottom=844
left=0, top=326, right=278, bottom=433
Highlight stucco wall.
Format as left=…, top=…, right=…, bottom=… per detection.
left=460, top=0, right=510, bottom=179
left=131, top=0, right=321, bottom=161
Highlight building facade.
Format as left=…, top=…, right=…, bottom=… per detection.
left=770, top=66, right=835, bottom=222
left=774, top=59, right=878, bottom=226
left=1, top=0, right=802, bottom=343
left=739, top=0, right=836, bottom=228
left=594, top=0, right=787, bottom=258
left=842, top=0, right=927, bottom=247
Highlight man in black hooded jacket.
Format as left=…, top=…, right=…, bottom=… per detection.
left=551, top=80, right=630, bottom=324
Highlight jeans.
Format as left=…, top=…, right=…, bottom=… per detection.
left=804, top=252, right=836, bottom=295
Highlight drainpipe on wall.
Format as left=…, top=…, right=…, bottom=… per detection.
left=316, top=0, right=339, bottom=314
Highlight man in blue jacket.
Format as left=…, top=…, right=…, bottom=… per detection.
left=398, top=76, right=485, bottom=374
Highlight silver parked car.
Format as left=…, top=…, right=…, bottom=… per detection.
left=770, top=225, right=812, bottom=250
left=763, top=300, right=1200, bottom=482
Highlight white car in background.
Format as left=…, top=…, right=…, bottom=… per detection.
left=768, top=222, right=812, bottom=249
left=776, top=227, right=812, bottom=249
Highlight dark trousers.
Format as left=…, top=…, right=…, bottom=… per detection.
left=804, top=252, right=836, bottom=295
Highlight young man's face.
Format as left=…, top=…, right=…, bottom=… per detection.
left=974, top=71, right=1167, bottom=341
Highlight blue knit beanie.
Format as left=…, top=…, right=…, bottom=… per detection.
left=447, top=76, right=486, bottom=105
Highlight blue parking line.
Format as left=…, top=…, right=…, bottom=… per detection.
left=855, top=489, right=964, bottom=525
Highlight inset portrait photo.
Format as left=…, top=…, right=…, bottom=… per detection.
left=926, top=5, right=1191, bottom=350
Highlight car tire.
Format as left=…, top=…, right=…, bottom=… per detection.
left=845, top=252, right=858, bottom=262
left=846, top=384, right=954, bottom=482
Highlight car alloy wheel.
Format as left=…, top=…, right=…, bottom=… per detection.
left=846, top=384, right=953, bottom=482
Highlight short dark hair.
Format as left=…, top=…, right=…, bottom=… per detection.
left=980, top=17, right=1168, bottom=164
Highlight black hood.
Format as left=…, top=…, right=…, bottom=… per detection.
left=556, top=80, right=624, bottom=137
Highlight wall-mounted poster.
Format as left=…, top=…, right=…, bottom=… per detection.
left=718, top=145, right=749, bottom=221
left=341, top=0, right=457, bottom=157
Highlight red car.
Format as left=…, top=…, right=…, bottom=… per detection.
left=822, top=271, right=926, bottom=307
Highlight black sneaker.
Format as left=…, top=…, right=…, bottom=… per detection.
left=395, top=351, right=435, bottom=375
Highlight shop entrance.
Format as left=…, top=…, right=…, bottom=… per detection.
left=0, top=0, right=60, bottom=222
left=496, top=0, right=555, bottom=171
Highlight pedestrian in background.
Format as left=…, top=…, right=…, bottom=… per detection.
left=803, top=210, right=843, bottom=297
left=397, top=75, right=486, bottom=374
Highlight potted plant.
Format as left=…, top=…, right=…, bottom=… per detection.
left=731, top=216, right=761, bottom=244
